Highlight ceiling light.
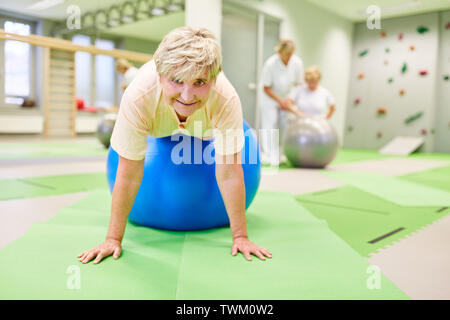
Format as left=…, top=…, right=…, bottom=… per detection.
left=151, top=7, right=166, bottom=16
left=28, top=0, right=65, bottom=11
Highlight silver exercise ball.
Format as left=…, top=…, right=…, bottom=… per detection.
left=96, top=113, right=117, bottom=148
left=283, top=117, right=338, bottom=168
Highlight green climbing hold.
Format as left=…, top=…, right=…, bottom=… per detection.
left=401, top=63, right=407, bottom=74
left=359, top=49, right=369, bottom=57
left=404, top=111, right=424, bottom=124
left=444, top=75, right=449, bottom=81
left=417, top=26, right=429, bottom=34
left=431, top=129, right=436, bottom=134
left=388, top=78, right=393, bottom=83
left=385, top=48, right=390, bottom=53
left=348, top=126, right=354, bottom=132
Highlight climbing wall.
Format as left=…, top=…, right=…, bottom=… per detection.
left=344, top=12, right=443, bottom=152
left=434, top=10, right=450, bottom=153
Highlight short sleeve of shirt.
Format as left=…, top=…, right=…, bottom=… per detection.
left=325, top=88, right=336, bottom=106
left=110, top=93, right=151, bottom=161
left=261, top=61, right=273, bottom=87
left=213, top=96, right=245, bottom=156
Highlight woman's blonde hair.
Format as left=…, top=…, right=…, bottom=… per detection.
left=275, top=39, right=295, bottom=54
left=305, top=65, right=321, bottom=82
left=153, top=26, right=222, bottom=81
left=115, top=58, right=132, bottom=72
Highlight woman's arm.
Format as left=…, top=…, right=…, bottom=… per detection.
left=78, top=155, right=144, bottom=264
left=263, top=86, right=290, bottom=110
left=215, top=151, right=272, bottom=261
left=326, top=104, right=336, bottom=119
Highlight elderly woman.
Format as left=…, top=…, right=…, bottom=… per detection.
left=78, top=27, right=271, bottom=264
left=287, top=66, right=336, bottom=119
left=260, top=39, right=304, bottom=165
left=115, top=58, right=139, bottom=91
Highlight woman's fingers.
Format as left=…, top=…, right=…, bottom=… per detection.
left=93, top=252, right=104, bottom=264
left=113, top=247, right=121, bottom=259
left=253, top=250, right=266, bottom=261
left=82, top=251, right=96, bottom=264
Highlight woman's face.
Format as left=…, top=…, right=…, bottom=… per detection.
left=160, top=71, right=213, bottom=121
left=306, top=77, right=319, bottom=91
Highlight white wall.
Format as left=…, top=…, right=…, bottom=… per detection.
left=185, top=0, right=222, bottom=41
left=225, top=0, right=354, bottom=142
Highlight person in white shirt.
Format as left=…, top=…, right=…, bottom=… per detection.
left=287, top=65, right=336, bottom=119
left=260, top=39, right=304, bottom=165
left=115, top=58, right=139, bottom=91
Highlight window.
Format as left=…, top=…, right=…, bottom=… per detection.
left=2, top=20, right=33, bottom=106
left=73, top=35, right=117, bottom=108
left=73, top=34, right=91, bottom=105
left=95, top=38, right=115, bottom=108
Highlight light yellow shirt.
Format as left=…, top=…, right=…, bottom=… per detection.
left=110, top=60, right=245, bottom=161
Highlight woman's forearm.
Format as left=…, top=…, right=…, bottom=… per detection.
left=215, top=160, right=248, bottom=239
left=106, top=156, right=144, bottom=242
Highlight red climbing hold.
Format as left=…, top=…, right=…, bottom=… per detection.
left=419, top=70, right=428, bottom=76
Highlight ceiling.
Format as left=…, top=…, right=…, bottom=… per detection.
left=0, top=0, right=185, bottom=41
left=304, top=0, right=450, bottom=22
left=1, top=0, right=450, bottom=41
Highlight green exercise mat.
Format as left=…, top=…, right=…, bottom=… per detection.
left=296, top=186, right=450, bottom=257
left=321, top=171, right=450, bottom=207
left=0, top=189, right=408, bottom=299
left=0, top=140, right=107, bottom=159
left=0, top=173, right=108, bottom=200
left=399, top=165, right=450, bottom=193
left=175, top=191, right=407, bottom=299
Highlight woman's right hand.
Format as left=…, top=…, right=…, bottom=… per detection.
left=78, top=239, right=122, bottom=264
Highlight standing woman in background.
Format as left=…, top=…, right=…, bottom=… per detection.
left=287, top=66, right=336, bottom=120
left=260, top=39, right=304, bottom=165
left=115, top=58, right=139, bottom=91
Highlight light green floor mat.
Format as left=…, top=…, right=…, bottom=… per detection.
left=322, top=171, right=450, bottom=207
left=0, top=173, right=108, bottom=200
left=296, top=186, right=450, bottom=257
left=0, top=140, right=107, bottom=159
left=399, top=165, right=450, bottom=193
left=0, top=189, right=408, bottom=299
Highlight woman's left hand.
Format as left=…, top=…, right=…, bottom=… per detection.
left=231, top=237, right=272, bottom=261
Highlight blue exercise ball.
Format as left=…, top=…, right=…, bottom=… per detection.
left=106, top=121, right=261, bottom=231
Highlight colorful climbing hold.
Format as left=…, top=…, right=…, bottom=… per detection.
left=399, top=89, right=405, bottom=96
left=377, top=107, right=387, bottom=115
left=404, top=111, right=424, bottom=124
left=401, top=63, right=407, bottom=74
left=354, top=98, right=361, bottom=105
left=431, top=129, right=435, bottom=134
left=419, top=70, right=428, bottom=76
left=348, top=126, right=354, bottom=132
left=443, top=75, right=449, bottom=81
left=388, top=77, right=394, bottom=83
left=409, top=45, right=415, bottom=51
left=446, top=22, right=450, bottom=30
left=377, top=132, right=383, bottom=139
left=357, top=73, right=365, bottom=79
left=385, top=48, right=390, bottom=53
left=417, top=26, right=429, bottom=34
left=421, top=129, right=428, bottom=135
left=359, top=49, right=369, bottom=57
left=380, top=31, right=386, bottom=38
left=398, top=33, right=403, bottom=40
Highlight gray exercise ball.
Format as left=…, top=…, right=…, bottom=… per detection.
left=96, top=113, right=117, bottom=148
left=283, top=117, right=338, bottom=168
